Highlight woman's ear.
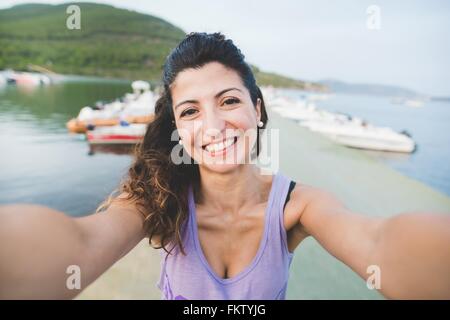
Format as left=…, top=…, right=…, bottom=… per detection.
left=256, top=98, right=262, bottom=122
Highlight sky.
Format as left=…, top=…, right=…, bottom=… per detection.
left=1, top=0, right=450, bottom=96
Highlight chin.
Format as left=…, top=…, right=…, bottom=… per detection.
left=200, top=161, right=243, bottom=174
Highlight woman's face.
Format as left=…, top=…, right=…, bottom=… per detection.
left=171, top=62, right=261, bottom=173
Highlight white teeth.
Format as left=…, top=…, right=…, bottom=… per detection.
left=205, top=138, right=235, bottom=153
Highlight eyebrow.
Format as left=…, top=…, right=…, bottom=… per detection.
left=174, top=87, right=242, bottom=110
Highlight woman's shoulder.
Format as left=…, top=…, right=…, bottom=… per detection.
left=283, top=181, right=328, bottom=229
left=286, top=178, right=334, bottom=204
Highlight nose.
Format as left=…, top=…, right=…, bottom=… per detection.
left=203, top=107, right=226, bottom=139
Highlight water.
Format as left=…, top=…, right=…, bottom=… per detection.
left=0, top=80, right=135, bottom=217
left=281, top=90, right=450, bottom=197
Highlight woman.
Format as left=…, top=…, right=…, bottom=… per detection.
left=0, top=32, right=449, bottom=300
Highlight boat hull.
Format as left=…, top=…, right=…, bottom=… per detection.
left=86, top=134, right=143, bottom=145
left=86, top=123, right=147, bottom=145
left=66, top=114, right=154, bottom=133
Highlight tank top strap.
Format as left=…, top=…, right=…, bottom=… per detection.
left=267, top=172, right=295, bottom=258
left=270, top=172, right=291, bottom=212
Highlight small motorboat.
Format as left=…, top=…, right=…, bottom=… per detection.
left=86, top=123, right=147, bottom=145
left=300, top=117, right=416, bottom=153
left=266, top=89, right=416, bottom=153
left=391, top=97, right=426, bottom=108
left=67, top=113, right=154, bottom=134
left=66, top=80, right=156, bottom=133
left=1, top=70, right=51, bottom=86
left=271, top=100, right=341, bottom=123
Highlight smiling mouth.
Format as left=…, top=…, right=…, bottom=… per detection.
left=201, top=136, right=238, bottom=156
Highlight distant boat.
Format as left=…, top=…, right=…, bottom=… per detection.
left=1, top=70, right=52, bottom=86
left=86, top=123, right=147, bottom=145
left=391, top=97, right=425, bottom=108
left=271, top=100, right=346, bottom=123
left=404, top=99, right=424, bottom=108
left=305, top=93, right=331, bottom=101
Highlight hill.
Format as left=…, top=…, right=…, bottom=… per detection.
left=0, top=2, right=325, bottom=90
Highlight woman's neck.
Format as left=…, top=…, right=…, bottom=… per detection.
left=197, top=165, right=272, bottom=216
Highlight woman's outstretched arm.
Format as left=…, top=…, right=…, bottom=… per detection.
left=0, top=196, right=146, bottom=299
left=295, top=185, right=450, bottom=299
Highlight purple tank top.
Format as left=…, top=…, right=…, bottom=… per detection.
left=156, top=171, right=295, bottom=300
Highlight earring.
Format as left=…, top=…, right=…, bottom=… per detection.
left=178, top=139, right=183, bottom=145
left=257, top=121, right=264, bottom=128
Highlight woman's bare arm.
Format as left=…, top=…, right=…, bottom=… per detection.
left=296, top=185, right=450, bottom=299
left=0, top=197, right=146, bottom=299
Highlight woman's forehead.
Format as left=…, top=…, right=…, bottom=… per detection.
left=171, top=62, right=246, bottom=102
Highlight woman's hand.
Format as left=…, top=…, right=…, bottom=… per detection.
left=295, top=185, right=450, bottom=299
left=0, top=196, right=146, bottom=299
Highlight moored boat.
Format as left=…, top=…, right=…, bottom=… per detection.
left=300, top=117, right=416, bottom=153
left=266, top=89, right=416, bottom=153
left=1, top=70, right=52, bottom=86
left=66, top=80, right=156, bottom=133
left=86, top=123, right=147, bottom=145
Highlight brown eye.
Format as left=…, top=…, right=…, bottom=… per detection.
left=223, top=98, right=240, bottom=105
left=180, top=108, right=197, bottom=117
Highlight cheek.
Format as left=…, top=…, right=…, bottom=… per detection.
left=228, top=109, right=257, bottom=129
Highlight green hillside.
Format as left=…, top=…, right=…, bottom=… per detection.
left=0, top=2, right=326, bottom=90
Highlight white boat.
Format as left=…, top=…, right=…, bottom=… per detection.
left=270, top=95, right=356, bottom=129
left=271, top=101, right=344, bottom=123
left=404, top=99, right=425, bottom=108
left=300, top=117, right=416, bottom=153
left=1, top=70, right=51, bottom=86
left=119, top=89, right=156, bottom=118
left=67, top=80, right=156, bottom=133
left=266, top=88, right=416, bottom=153
left=304, top=93, right=331, bottom=101
left=391, top=97, right=425, bottom=108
